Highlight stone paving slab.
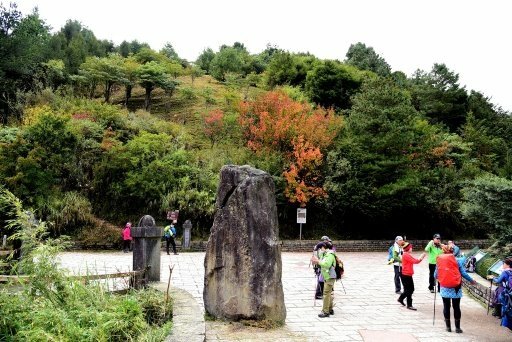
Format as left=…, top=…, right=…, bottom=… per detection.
left=57, top=251, right=511, bottom=341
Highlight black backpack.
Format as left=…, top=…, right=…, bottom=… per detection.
left=333, top=254, right=344, bottom=280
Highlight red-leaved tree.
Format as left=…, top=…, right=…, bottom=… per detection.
left=239, top=91, right=342, bottom=206
left=203, top=109, right=224, bottom=147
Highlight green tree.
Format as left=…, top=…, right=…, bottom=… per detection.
left=0, top=3, right=51, bottom=123
left=196, top=47, right=215, bottom=74
left=209, top=45, right=252, bottom=82
left=135, top=61, right=176, bottom=111
left=324, top=78, right=472, bottom=236
left=410, top=63, right=468, bottom=132
left=305, top=60, right=367, bottom=110
left=345, top=42, right=391, bottom=77
left=460, top=175, right=512, bottom=255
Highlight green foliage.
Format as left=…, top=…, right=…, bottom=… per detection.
left=345, top=42, right=391, bottom=77
left=324, top=78, right=473, bottom=237
left=196, top=47, right=215, bottom=74
left=460, top=174, right=512, bottom=256
left=0, top=190, right=172, bottom=340
left=305, top=60, right=367, bottom=110
left=410, top=63, right=468, bottom=132
left=209, top=45, right=252, bottom=82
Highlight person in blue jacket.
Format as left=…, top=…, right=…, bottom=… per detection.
left=490, top=257, right=512, bottom=330
left=435, top=244, right=476, bottom=333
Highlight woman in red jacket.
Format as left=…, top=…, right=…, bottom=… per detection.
left=398, top=243, right=425, bottom=310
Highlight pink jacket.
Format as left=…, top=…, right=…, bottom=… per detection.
left=122, top=227, right=132, bottom=241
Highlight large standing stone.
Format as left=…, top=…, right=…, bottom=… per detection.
left=203, top=165, right=286, bottom=323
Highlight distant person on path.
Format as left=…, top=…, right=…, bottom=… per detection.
left=392, top=236, right=406, bottom=294
left=122, top=222, right=132, bottom=253
left=311, top=241, right=336, bottom=318
left=490, top=257, right=512, bottom=329
left=313, top=235, right=332, bottom=299
left=164, top=223, right=178, bottom=255
left=448, top=240, right=461, bottom=258
left=397, top=242, right=425, bottom=310
left=435, top=244, right=477, bottom=333
left=425, top=233, right=443, bottom=292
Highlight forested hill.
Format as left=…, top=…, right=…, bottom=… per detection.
left=1, top=3, right=511, bottom=254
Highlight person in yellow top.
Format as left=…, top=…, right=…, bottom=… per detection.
left=425, top=233, right=443, bottom=292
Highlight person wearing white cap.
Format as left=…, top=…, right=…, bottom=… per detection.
left=313, top=235, right=333, bottom=299
left=392, top=236, right=406, bottom=294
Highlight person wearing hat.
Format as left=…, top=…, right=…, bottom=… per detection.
left=311, top=241, right=336, bottom=318
left=397, top=242, right=425, bottom=310
left=425, top=233, right=443, bottom=293
left=313, top=235, right=333, bottom=299
left=392, top=236, right=406, bottom=294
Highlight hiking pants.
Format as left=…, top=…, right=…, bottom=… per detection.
left=394, top=265, right=402, bottom=292
left=123, top=240, right=131, bottom=252
left=322, top=278, right=335, bottom=314
left=166, top=237, right=177, bottom=254
left=442, top=297, right=461, bottom=320
left=398, top=274, right=414, bottom=307
left=315, top=279, right=324, bottom=298
left=428, top=263, right=436, bottom=290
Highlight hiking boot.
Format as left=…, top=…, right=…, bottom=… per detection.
left=445, top=319, right=451, bottom=332
left=329, top=309, right=334, bottom=315
left=455, top=320, right=462, bottom=333
left=397, top=299, right=405, bottom=306
left=395, top=290, right=402, bottom=294
left=315, top=295, right=323, bottom=299
left=429, top=288, right=435, bottom=293
left=406, top=306, right=417, bottom=311
left=318, top=312, right=330, bottom=318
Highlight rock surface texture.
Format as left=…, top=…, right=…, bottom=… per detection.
left=203, top=165, right=286, bottom=323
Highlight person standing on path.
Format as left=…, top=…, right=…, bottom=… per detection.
left=122, top=222, right=132, bottom=253
left=164, top=223, right=178, bottom=255
left=313, top=235, right=332, bottom=299
left=489, top=257, right=512, bottom=329
left=392, top=236, right=406, bottom=294
left=425, top=233, right=443, bottom=292
left=397, top=242, right=425, bottom=310
left=311, top=241, right=336, bottom=318
left=435, top=244, right=477, bottom=333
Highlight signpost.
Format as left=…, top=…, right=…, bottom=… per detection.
left=167, top=210, right=179, bottom=223
left=297, top=208, right=306, bottom=240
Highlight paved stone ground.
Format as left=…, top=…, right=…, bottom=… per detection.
left=58, top=251, right=511, bottom=341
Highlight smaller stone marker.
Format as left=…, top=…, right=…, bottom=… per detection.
left=131, top=215, right=163, bottom=284
left=182, top=220, right=192, bottom=249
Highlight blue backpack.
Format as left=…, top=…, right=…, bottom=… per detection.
left=387, top=245, right=394, bottom=262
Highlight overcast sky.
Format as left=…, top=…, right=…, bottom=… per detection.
left=16, top=0, right=512, bottom=111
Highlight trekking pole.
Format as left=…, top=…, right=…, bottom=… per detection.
left=487, top=279, right=493, bottom=315
left=339, top=278, right=346, bottom=294
left=433, top=286, right=436, bottom=326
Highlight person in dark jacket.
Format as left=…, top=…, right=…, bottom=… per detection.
left=313, top=235, right=332, bottom=299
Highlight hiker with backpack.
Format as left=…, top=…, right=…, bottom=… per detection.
left=311, top=241, right=338, bottom=318
left=313, top=236, right=333, bottom=299
left=390, top=236, right=406, bottom=294
left=163, top=223, right=178, bottom=255
left=490, top=257, right=512, bottom=330
left=397, top=242, right=425, bottom=310
left=435, top=244, right=477, bottom=333
left=425, top=233, right=443, bottom=293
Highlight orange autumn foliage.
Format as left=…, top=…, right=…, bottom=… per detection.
left=239, top=91, right=343, bottom=206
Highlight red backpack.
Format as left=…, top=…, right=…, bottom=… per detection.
left=437, top=254, right=461, bottom=288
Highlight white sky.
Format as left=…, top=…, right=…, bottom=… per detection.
left=17, top=0, right=512, bottom=111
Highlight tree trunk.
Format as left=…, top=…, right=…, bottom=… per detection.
left=124, top=84, right=132, bottom=107
left=104, top=81, right=112, bottom=103
left=144, top=86, right=153, bottom=112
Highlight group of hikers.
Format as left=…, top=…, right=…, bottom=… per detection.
left=121, top=221, right=178, bottom=255
left=310, top=233, right=512, bottom=334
